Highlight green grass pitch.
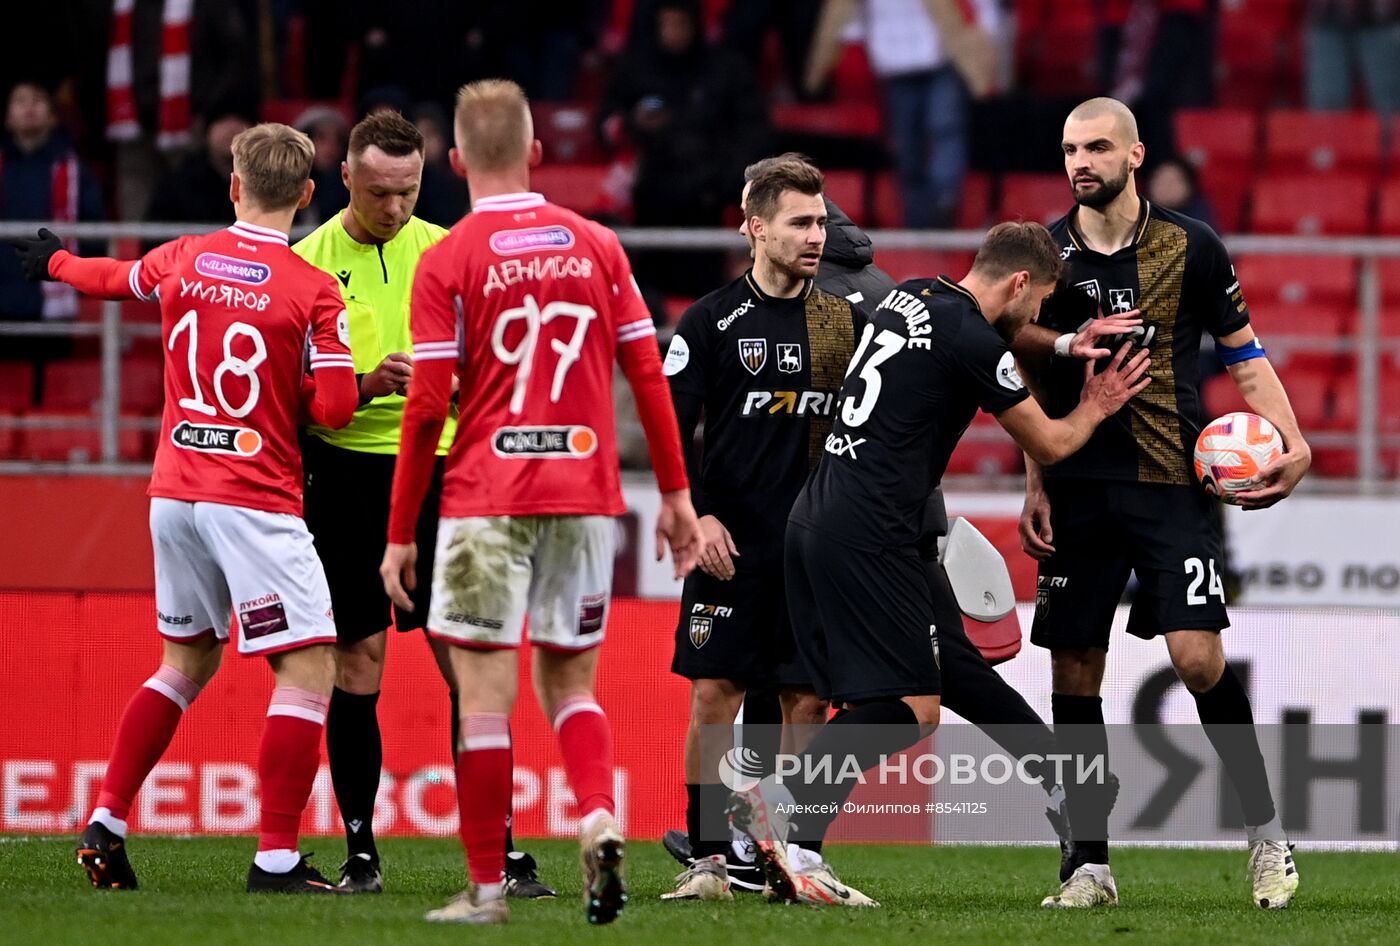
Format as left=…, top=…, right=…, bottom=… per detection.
left=3, top=836, right=1398, bottom=946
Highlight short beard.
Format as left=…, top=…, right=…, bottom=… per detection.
left=766, top=253, right=814, bottom=283
left=1074, top=163, right=1131, bottom=209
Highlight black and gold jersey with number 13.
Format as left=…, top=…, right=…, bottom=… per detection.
left=1036, top=200, right=1252, bottom=485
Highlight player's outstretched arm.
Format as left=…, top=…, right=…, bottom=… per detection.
left=7, top=228, right=141, bottom=299
left=1216, top=326, right=1311, bottom=510
left=1012, top=311, right=1146, bottom=372
left=997, top=343, right=1151, bottom=466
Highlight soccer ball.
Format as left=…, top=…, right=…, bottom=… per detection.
left=1193, top=412, right=1284, bottom=504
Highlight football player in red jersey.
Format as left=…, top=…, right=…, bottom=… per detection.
left=380, top=79, right=702, bottom=925
left=9, top=124, right=359, bottom=894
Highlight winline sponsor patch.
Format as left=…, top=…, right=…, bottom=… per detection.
left=171, top=420, right=263, bottom=456
left=492, top=425, right=597, bottom=459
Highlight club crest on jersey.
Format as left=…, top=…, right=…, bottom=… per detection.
left=738, top=338, right=767, bottom=374
left=1074, top=278, right=1101, bottom=301
left=1109, top=287, right=1135, bottom=313
left=489, top=225, right=575, bottom=255
left=689, top=616, right=713, bottom=648
left=492, top=425, right=598, bottom=459
left=194, top=253, right=271, bottom=285
left=171, top=420, right=263, bottom=456
left=777, top=343, right=802, bottom=373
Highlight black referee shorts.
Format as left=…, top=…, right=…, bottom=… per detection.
left=301, top=434, right=444, bottom=643
left=1030, top=478, right=1230, bottom=652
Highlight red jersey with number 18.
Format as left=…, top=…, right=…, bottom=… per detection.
left=408, top=193, right=660, bottom=517
left=134, top=222, right=353, bottom=515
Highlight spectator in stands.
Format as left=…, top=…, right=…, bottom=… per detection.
left=409, top=102, right=470, bottom=228
left=805, top=0, right=1001, bottom=229
left=105, top=0, right=259, bottom=218
left=721, top=0, right=824, bottom=100
left=600, top=0, right=769, bottom=294
left=145, top=112, right=252, bottom=226
left=1305, top=1, right=1400, bottom=114
left=297, top=106, right=351, bottom=226
left=0, top=80, right=104, bottom=364
left=1145, top=155, right=1216, bottom=229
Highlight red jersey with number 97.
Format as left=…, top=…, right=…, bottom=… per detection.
left=134, top=222, right=353, bottom=515
left=409, top=193, right=657, bottom=517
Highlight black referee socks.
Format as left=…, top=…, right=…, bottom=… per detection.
left=327, top=687, right=382, bottom=860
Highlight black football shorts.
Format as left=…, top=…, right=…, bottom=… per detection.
left=1030, top=479, right=1230, bottom=652
left=301, top=435, right=443, bottom=643
left=784, top=521, right=942, bottom=704
left=671, top=549, right=809, bottom=688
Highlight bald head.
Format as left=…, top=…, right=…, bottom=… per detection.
left=1066, top=97, right=1139, bottom=147
left=454, top=79, right=534, bottom=173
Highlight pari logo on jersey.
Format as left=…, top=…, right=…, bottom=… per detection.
left=170, top=420, right=263, bottom=456
left=489, top=225, right=576, bottom=256
left=741, top=390, right=836, bottom=417
left=492, top=425, right=598, bottom=459
left=193, top=253, right=271, bottom=286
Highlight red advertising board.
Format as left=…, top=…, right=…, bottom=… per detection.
left=1, top=592, right=695, bottom=839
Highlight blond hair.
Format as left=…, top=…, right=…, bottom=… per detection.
left=231, top=123, right=315, bottom=210
left=454, top=79, right=533, bottom=172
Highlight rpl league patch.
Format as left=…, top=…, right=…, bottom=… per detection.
left=738, top=338, right=767, bottom=375
left=689, top=616, right=713, bottom=648
left=578, top=594, right=606, bottom=637
left=239, top=595, right=290, bottom=640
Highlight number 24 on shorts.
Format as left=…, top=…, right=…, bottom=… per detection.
left=1184, top=556, right=1225, bottom=605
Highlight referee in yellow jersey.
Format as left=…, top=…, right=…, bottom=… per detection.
left=295, top=109, right=552, bottom=897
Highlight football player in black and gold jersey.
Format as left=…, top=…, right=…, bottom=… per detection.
left=1013, top=98, right=1309, bottom=910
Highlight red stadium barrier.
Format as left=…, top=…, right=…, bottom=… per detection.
left=1, top=593, right=692, bottom=839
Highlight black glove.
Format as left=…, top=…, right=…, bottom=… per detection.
left=5, top=227, right=63, bottom=281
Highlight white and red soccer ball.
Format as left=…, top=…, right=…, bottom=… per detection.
left=1193, top=412, right=1284, bottom=504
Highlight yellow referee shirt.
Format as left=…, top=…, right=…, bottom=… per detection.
left=294, top=213, right=455, bottom=455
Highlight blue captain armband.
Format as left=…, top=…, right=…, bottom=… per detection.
left=1217, top=337, right=1266, bottom=365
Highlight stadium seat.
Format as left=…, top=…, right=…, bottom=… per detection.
left=771, top=102, right=882, bottom=139
left=1026, top=24, right=1098, bottom=96
left=1233, top=255, right=1357, bottom=308
left=40, top=358, right=102, bottom=412
left=0, top=361, right=36, bottom=411
left=532, top=102, right=603, bottom=164
left=0, top=410, right=18, bottom=458
left=822, top=169, right=867, bottom=224
left=873, top=250, right=975, bottom=283
left=1246, top=301, right=1350, bottom=337
left=120, top=358, right=165, bottom=415
left=957, top=172, right=993, bottom=230
left=14, top=411, right=147, bottom=463
left=829, top=42, right=879, bottom=103
left=1174, top=109, right=1260, bottom=177
left=1263, top=110, right=1383, bottom=176
left=1376, top=180, right=1400, bottom=235
left=1214, top=34, right=1291, bottom=109
left=1199, top=166, right=1251, bottom=234
left=1249, top=175, right=1373, bottom=235
left=998, top=173, right=1069, bottom=227
left=529, top=164, right=611, bottom=216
